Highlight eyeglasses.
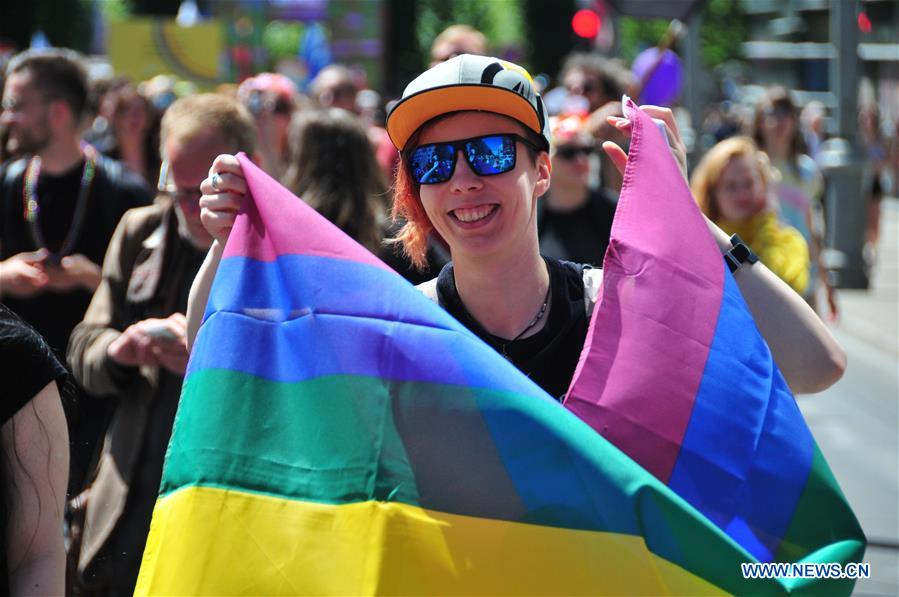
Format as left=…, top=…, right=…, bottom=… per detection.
left=246, top=91, right=294, bottom=116
left=763, top=106, right=793, bottom=121
left=408, top=133, right=541, bottom=185
left=157, top=161, right=202, bottom=205
left=1, top=95, right=55, bottom=114
left=555, top=145, right=594, bottom=160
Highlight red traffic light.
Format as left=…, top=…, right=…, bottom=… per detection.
left=572, top=9, right=602, bottom=39
left=857, top=11, right=872, bottom=33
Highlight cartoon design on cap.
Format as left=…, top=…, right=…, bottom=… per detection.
left=479, top=61, right=547, bottom=136
left=483, top=61, right=536, bottom=104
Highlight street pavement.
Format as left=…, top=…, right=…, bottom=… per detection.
left=798, top=198, right=898, bottom=595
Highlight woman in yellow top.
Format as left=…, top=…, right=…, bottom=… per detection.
left=691, top=136, right=809, bottom=295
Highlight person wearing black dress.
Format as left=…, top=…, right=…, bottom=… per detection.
left=0, top=304, right=69, bottom=595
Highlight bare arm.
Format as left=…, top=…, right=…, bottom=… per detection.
left=187, top=240, right=225, bottom=350
left=704, top=218, right=845, bottom=393
left=3, top=382, right=68, bottom=597
left=187, top=154, right=249, bottom=350
left=604, top=106, right=846, bottom=394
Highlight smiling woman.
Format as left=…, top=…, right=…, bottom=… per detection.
left=190, top=54, right=846, bottom=399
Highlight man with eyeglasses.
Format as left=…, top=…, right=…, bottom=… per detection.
left=67, top=93, right=256, bottom=595
left=0, top=48, right=152, bottom=348
left=0, top=48, right=152, bottom=496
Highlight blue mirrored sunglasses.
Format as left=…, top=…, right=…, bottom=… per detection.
left=409, top=133, right=541, bottom=185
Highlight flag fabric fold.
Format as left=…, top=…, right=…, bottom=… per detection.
left=136, top=103, right=863, bottom=596
left=566, top=99, right=864, bottom=570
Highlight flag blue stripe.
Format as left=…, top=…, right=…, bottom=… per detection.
left=204, top=254, right=466, bottom=333
left=189, top=309, right=547, bottom=398
left=667, top=271, right=815, bottom=562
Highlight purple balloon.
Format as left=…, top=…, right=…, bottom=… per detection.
left=632, top=47, right=683, bottom=107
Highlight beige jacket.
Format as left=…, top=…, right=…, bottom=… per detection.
left=67, top=201, right=206, bottom=580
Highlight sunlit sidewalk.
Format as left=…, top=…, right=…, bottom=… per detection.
left=832, top=197, right=899, bottom=356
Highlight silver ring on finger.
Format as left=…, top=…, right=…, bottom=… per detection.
left=211, top=173, right=222, bottom=193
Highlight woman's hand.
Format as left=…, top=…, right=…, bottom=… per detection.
left=199, top=154, right=249, bottom=245
left=601, top=105, right=689, bottom=182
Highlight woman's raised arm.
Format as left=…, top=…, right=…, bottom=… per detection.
left=187, top=154, right=249, bottom=349
left=604, top=105, right=845, bottom=394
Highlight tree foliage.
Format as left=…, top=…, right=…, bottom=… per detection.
left=414, top=0, right=526, bottom=60
left=617, top=0, right=745, bottom=67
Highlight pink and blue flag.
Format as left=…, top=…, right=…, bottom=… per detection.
left=567, top=98, right=863, bottom=566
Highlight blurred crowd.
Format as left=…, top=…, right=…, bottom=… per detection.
left=0, top=25, right=896, bottom=595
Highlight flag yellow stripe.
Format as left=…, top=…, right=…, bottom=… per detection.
left=136, top=485, right=725, bottom=596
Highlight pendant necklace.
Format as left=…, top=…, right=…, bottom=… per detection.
left=500, top=275, right=552, bottom=360
left=23, top=145, right=97, bottom=264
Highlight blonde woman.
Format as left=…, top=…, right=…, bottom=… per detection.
left=691, top=136, right=810, bottom=295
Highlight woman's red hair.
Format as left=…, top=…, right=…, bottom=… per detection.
left=390, top=159, right=434, bottom=270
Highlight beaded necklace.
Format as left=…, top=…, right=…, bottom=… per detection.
left=23, top=145, right=97, bottom=264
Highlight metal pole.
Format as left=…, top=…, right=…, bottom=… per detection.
left=820, top=0, right=868, bottom=288
left=682, top=9, right=703, bottom=167
left=830, top=0, right=860, bottom=137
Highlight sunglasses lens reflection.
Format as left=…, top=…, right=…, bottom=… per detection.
left=465, top=135, right=516, bottom=176
left=411, top=143, right=456, bottom=184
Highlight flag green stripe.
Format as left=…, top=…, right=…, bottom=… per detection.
left=163, top=369, right=421, bottom=506
left=775, top=444, right=865, bottom=593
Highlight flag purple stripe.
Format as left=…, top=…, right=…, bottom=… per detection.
left=202, top=254, right=465, bottom=333
left=220, top=153, right=391, bottom=272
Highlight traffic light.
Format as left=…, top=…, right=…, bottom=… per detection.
left=857, top=10, right=872, bottom=34
left=571, top=9, right=601, bottom=39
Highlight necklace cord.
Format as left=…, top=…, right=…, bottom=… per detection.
left=23, top=146, right=98, bottom=263
left=501, top=270, right=552, bottom=357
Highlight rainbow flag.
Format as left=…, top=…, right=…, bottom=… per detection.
left=136, top=108, right=863, bottom=595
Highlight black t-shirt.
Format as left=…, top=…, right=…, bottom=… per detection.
left=435, top=257, right=590, bottom=400
left=31, top=159, right=84, bottom=254
left=0, top=154, right=152, bottom=353
left=0, top=304, right=67, bottom=423
left=0, top=304, right=68, bottom=592
left=538, top=188, right=617, bottom=267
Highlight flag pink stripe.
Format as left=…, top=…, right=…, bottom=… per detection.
left=221, top=154, right=392, bottom=272
left=565, top=100, right=724, bottom=483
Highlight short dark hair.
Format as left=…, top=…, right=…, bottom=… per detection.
left=751, top=86, right=805, bottom=159
left=7, top=48, right=89, bottom=121
left=560, top=52, right=632, bottom=102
